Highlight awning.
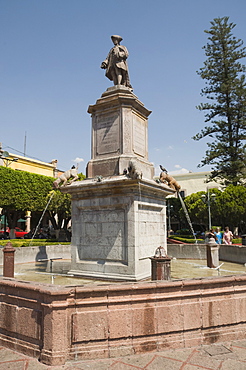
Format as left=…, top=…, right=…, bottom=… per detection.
left=0, top=215, right=8, bottom=226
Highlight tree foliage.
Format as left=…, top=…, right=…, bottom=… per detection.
left=0, top=166, right=53, bottom=211
left=183, top=185, right=246, bottom=233
left=48, top=191, right=72, bottom=231
left=194, top=17, right=246, bottom=186
left=0, top=166, right=54, bottom=230
left=0, top=166, right=78, bottom=232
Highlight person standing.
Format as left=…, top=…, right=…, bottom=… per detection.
left=223, top=226, right=233, bottom=245
left=215, top=227, right=222, bottom=244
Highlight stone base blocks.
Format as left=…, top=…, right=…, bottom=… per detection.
left=0, top=275, right=246, bottom=365
left=86, top=86, right=154, bottom=179
left=61, top=85, right=175, bottom=281
left=64, top=176, right=173, bottom=281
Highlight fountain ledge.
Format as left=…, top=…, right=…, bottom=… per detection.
left=61, top=175, right=175, bottom=197
left=0, top=274, right=246, bottom=365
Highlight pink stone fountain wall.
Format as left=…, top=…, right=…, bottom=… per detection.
left=0, top=275, right=246, bottom=365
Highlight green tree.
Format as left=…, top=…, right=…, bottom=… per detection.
left=193, top=17, right=246, bottom=186
left=0, top=167, right=53, bottom=233
left=0, top=167, right=52, bottom=211
left=183, top=191, right=208, bottom=226
left=0, top=166, right=84, bottom=238
left=47, top=173, right=85, bottom=237
left=48, top=191, right=72, bottom=238
left=218, top=185, right=246, bottom=232
left=184, top=186, right=246, bottom=233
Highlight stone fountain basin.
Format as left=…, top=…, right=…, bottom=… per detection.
left=0, top=243, right=245, bottom=285
left=0, top=243, right=246, bottom=366
left=0, top=257, right=245, bottom=286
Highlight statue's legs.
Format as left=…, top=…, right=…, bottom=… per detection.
left=111, top=67, right=130, bottom=87
left=121, top=70, right=132, bottom=88
left=117, top=74, right=123, bottom=85
left=110, top=69, right=119, bottom=85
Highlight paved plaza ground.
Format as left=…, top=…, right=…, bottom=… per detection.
left=1, top=339, right=246, bottom=369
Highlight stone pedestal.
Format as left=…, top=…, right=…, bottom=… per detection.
left=3, top=242, right=15, bottom=278
left=63, top=177, right=174, bottom=281
left=86, top=86, right=154, bottom=179
left=62, top=86, right=175, bottom=281
left=25, top=210, right=31, bottom=232
left=150, top=256, right=172, bottom=281
left=206, top=244, right=220, bottom=268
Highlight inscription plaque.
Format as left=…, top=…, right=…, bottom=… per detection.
left=133, top=114, right=146, bottom=157
left=96, top=113, right=120, bottom=155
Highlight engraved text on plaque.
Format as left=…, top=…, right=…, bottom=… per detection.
left=96, top=113, right=120, bottom=155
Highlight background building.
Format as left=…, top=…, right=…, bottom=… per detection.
left=0, top=143, right=60, bottom=177
left=172, top=171, right=219, bottom=197
left=0, top=143, right=63, bottom=234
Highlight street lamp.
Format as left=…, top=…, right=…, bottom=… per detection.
left=167, top=201, right=173, bottom=237
left=201, top=190, right=216, bottom=230
left=0, top=146, right=18, bottom=167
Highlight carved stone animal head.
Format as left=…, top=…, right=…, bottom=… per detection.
left=159, top=171, right=181, bottom=192
left=128, top=160, right=142, bottom=179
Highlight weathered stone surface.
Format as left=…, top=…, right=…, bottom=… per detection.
left=108, top=304, right=132, bottom=339
left=0, top=275, right=246, bottom=365
left=72, top=310, right=108, bottom=342
left=87, top=86, right=154, bottom=179
left=63, top=177, right=173, bottom=281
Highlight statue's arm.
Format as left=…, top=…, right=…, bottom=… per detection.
left=118, top=46, right=129, bottom=59
left=101, top=59, right=108, bottom=69
left=101, top=50, right=111, bottom=69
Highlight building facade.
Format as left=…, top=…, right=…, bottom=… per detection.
left=0, top=147, right=58, bottom=177
left=0, top=144, right=61, bottom=234
left=172, top=171, right=219, bottom=197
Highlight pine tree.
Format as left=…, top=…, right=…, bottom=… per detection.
left=193, top=16, right=246, bottom=186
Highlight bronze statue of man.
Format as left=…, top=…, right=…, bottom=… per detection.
left=101, top=35, right=132, bottom=89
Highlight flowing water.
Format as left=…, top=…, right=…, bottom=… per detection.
left=178, top=192, right=198, bottom=245
left=1, top=259, right=245, bottom=285
left=29, top=191, right=55, bottom=246
left=11, top=187, right=243, bottom=285
left=171, top=258, right=246, bottom=279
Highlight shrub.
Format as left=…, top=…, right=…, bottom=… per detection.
left=169, top=236, right=204, bottom=244
left=232, top=238, right=242, bottom=244
left=0, top=239, right=70, bottom=248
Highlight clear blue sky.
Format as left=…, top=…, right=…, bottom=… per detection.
left=1, top=0, right=246, bottom=175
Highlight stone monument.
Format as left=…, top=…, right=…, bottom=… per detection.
left=86, top=85, right=155, bottom=179
left=62, top=36, right=175, bottom=281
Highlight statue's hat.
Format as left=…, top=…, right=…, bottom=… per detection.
left=111, top=35, right=123, bottom=42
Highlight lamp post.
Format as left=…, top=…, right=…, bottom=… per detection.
left=2, top=156, right=18, bottom=167
left=167, top=201, right=173, bottom=237
left=0, top=146, right=18, bottom=167
left=201, top=190, right=216, bottom=230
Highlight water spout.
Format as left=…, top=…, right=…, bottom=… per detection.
left=29, top=191, right=55, bottom=246
left=178, top=192, right=198, bottom=245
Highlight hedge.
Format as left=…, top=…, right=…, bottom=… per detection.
left=0, top=239, right=70, bottom=248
